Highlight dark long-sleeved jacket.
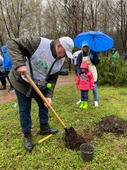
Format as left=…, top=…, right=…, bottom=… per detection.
left=7, top=36, right=59, bottom=98
left=76, top=50, right=99, bottom=75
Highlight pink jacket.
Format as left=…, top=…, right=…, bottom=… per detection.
left=76, top=62, right=94, bottom=90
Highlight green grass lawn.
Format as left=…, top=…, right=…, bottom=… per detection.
left=0, top=84, right=127, bottom=170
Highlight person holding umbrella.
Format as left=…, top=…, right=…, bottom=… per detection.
left=76, top=41, right=100, bottom=107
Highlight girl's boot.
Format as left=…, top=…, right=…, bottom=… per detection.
left=79, top=101, right=84, bottom=109
left=83, top=102, right=88, bottom=109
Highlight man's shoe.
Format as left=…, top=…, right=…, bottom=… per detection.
left=40, top=123, right=58, bottom=135
left=0, top=86, right=6, bottom=90
left=24, top=132, right=33, bottom=151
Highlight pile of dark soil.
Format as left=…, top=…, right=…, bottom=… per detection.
left=94, top=115, right=127, bottom=137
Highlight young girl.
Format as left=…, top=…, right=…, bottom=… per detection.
left=76, top=61, right=94, bottom=109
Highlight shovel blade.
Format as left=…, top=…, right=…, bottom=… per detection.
left=62, top=126, right=86, bottom=151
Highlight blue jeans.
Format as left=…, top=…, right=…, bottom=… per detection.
left=93, top=83, right=98, bottom=101
left=15, top=89, right=48, bottom=133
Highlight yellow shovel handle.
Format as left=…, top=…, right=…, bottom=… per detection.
left=38, top=134, right=52, bottom=144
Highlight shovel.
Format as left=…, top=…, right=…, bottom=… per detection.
left=25, top=74, right=85, bottom=150
left=25, top=74, right=73, bottom=134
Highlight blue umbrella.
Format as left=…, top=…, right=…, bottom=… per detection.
left=73, top=31, right=114, bottom=52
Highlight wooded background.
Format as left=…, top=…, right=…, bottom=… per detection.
left=0, top=0, right=127, bottom=53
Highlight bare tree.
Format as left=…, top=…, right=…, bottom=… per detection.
left=106, top=0, right=127, bottom=52
left=0, top=0, right=126, bottom=52
left=42, top=0, right=103, bottom=38
left=0, top=8, right=6, bottom=45
left=0, top=0, right=43, bottom=41
left=117, top=0, right=127, bottom=51
left=84, top=0, right=101, bottom=31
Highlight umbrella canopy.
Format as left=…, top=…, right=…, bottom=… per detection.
left=73, top=31, right=114, bottom=52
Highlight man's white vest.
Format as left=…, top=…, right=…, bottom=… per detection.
left=22, top=37, right=65, bottom=83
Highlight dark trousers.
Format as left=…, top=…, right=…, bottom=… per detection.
left=0, top=71, right=7, bottom=87
left=80, top=90, right=89, bottom=101
left=15, top=89, right=48, bottom=133
left=6, top=71, right=13, bottom=88
left=74, top=65, right=77, bottom=75
left=0, top=71, right=13, bottom=88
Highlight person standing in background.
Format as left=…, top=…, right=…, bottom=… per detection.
left=76, top=41, right=100, bottom=107
left=109, top=47, right=119, bottom=66
left=110, top=48, right=119, bottom=60
left=1, top=45, right=13, bottom=92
